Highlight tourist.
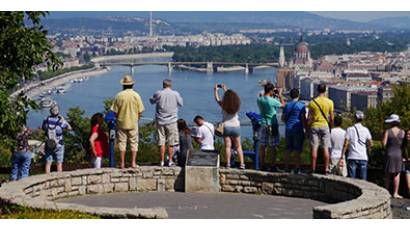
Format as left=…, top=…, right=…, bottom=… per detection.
left=111, top=75, right=145, bottom=169
left=192, top=115, right=215, bottom=151
left=214, top=83, right=245, bottom=169
left=257, top=79, right=271, bottom=98
left=341, top=111, right=373, bottom=180
left=383, top=114, right=405, bottom=198
left=329, top=115, right=347, bottom=177
left=281, top=88, right=306, bottom=173
left=150, top=79, right=183, bottom=167
left=10, top=125, right=32, bottom=181
left=257, top=82, right=285, bottom=171
left=402, top=129, right=410, bottom=197
left=89, top=113, right=109, bottom=169
left=42, top=105, right=72, bottom=173
left=176, top=119, right=193, bottom=166
left=307, top=83, right=334, bottom=174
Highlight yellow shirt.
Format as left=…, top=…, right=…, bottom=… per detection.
left=111, top=89, right=145, bottom=130
left=307, top=96, right=334, bottom=128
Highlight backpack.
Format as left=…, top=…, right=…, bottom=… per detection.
left=45, top=116, right=62, bottom=150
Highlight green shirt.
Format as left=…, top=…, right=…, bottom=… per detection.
left=257, top=96, right=282, bottom=126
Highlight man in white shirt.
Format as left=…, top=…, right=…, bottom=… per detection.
left=341, top=111, right=373, bottom=180
left=329, top=115, right=347, bottom=177
left=192, top=115, right=215, bottom=151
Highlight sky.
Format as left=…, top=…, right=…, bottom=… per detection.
left=48, top=11, right=410, bottom=23
left=312, top=11, right=410, bottom=22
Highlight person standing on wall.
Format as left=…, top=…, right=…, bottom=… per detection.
left=111, top=75, right=145, bottom=169
left=150, top=79, right=183, bottom=167
left=307, top=83, right=334, bottom=174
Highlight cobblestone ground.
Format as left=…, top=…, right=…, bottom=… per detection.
left=391, top=198, right=410, bottom=219
left=58, top=192, right=326, bottom=219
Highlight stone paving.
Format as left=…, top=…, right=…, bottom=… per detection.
left=391, top=198, right=410, bottom=219
left=57, top=192, right=326, bottom=219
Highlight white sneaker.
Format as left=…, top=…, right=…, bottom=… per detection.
left=160, top=161, right=164, bottom=167
left=168, top=161, right=176, bottom=167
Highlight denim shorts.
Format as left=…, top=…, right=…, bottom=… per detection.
left=285, top=130, right=304, bottom=153
left=45, top=145, right=65, bottom=163
left=223, top=126, right=241, bottom=138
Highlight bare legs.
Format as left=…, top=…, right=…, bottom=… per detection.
left=224, top=136, right=244, bottom=167
left=311, top=146, right=329, bottom=173
left=386, top=172, right=402, bottom=198
left=45, top=162, right=63, bottom=173
left=160, top=145, right=174, bottom=166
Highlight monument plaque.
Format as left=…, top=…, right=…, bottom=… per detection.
left=186, top=150, right=219, bottom=167
left=185, top=150, right=220, bottom=193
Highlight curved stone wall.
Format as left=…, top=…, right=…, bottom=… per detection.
left=0, top=167, right=391, bottom=219
left=219, top=169, right=392, bottom=219
left=0, top=167, right=183, bottom=218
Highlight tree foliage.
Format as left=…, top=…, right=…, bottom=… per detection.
left=0, top=11, right=62, bottom=148
left=364, top=84, right=410, bottom=140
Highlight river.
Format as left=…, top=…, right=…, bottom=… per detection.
left=27, top=59, right=280, bottom=138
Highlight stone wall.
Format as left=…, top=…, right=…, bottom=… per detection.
left=219, top=169, right=392, bottom=219
left=0, top=167, right=392, bottom=219
left=0, top=167, right=183, bottom=218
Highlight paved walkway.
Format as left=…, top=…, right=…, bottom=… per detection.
left=58, top=192, right=325, bottom=219
left=391, top=198, right=410, bottom=219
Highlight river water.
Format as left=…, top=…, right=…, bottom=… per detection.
left=27, top=61, right=279, bottom=138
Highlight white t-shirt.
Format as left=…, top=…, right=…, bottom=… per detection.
left=345, top=123, right=372, bottom=161
left=330, top=127, right=346, bottom=159
left=195, top=122, right=215, bottom=151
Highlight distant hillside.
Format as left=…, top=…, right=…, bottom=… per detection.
left=369, top=16, right=410, bottom=30
left=47, top=11, right=387, bottom=31
left=43, top=16, right=175, bottom=35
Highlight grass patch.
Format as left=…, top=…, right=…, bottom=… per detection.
left=0, top=204, right=99, bottom=219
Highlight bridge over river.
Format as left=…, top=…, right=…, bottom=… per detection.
left=95, top=60, right=280, bottom=75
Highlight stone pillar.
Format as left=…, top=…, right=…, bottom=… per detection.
left=206, top=62, right=213, bottom=73
left=129, top=66, right=134, bottom=76
left=167, top=62, right=173, bottom=74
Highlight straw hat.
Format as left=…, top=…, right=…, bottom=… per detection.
left=385, top=114, right=400, bottom=123
left=120, top=75, right=135, bottom=85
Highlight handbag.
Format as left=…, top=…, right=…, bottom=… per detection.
left=214, top=122, right=225, bottom=137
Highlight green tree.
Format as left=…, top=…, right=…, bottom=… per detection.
left=0, top=12, right=62, bottom=148
left=364, top=84, right=410, bottom=141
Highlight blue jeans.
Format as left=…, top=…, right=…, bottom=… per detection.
left=347, top=159, right=368, bottom=180
left=10, top=151, right=32, bottom=181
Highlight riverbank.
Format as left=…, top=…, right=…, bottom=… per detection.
left=13, top=66, right=109, bottom=99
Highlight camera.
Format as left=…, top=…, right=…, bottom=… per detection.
left=217, top=84, right=223, bottom=88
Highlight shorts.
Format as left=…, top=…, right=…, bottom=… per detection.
left=285, top=130, right=304, bottom=153
left=329, top=158, right=348, bottom=177
left=223, top=126, right=241, bottom=138
left=45, top=145, right=64, bottom=163
left=259, top=125, right=279, bottom=147
left=156, top=122, right=179, bottom=146
left=310, top=126, right=331, bottom=148
left=117, top=127, right=139, bottom=152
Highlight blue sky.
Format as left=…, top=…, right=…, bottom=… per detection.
left=313, top=12, right=410, bottom=22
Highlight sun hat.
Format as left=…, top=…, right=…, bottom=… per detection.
left=385, top=114, right=400, bottom=123
left=355, top=111, right=365, bottom=120
left=120, top=75, right=135, bottom=85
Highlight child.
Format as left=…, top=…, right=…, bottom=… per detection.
left=329, top=115, right=347, bottom=176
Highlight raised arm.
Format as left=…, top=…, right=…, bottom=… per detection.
left=214, top=84, right=222, bottom=107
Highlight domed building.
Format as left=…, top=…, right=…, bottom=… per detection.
left=290, top=34, right=313, bottom=72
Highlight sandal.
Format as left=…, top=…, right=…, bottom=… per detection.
left=239, top=164, right=245, bottom=170
left=393, top=194, right=403, bottom=199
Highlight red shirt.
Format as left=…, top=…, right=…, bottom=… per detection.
left=91, top=124, right=109, bottom=157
